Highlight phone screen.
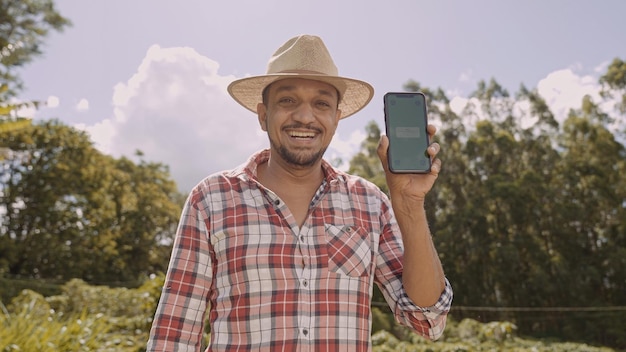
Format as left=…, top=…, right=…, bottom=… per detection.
left=384, top=92, right=431, bottom=173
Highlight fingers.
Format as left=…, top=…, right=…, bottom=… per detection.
left=428, top=141, right=441, bottom=175
left=430, top=157, right=442, bottom=175
left=379, top=132, right=442, bottom=176
left=377, top=135, right=390, bottom=172
left=427, top=124, right=438, bottom=137
left=427, top=124, right=439, bottom=159
left=428, top=142, right=440, bottom=157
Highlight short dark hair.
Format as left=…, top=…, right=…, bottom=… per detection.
left=262, top=85, right=271, bottom=106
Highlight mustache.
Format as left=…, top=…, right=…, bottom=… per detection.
left=283, top=123, right=322, bottom=133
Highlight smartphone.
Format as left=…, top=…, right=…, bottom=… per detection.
left=383, top=92, right=431, bottom=173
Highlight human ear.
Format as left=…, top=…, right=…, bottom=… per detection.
left=334, top=109, right=342, bottom=126
left=257, top=103, right=268, bottom=131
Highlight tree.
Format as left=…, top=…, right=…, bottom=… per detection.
left=99, top=154, right=184, bottom=283
left=1, top=120, right=96, bottom=279
left=348, top=121, right=387, bottom=194
left=0, top=120, right=183, bottom=284
left=350, top=66, right=626, bottom=348
left=599, top=58, right=626, bottom=115
left=1, top=0, right=70, bottom=139
left=556, top=96, right=626, bottom=304
left=0, top=0, right=71, bottom=96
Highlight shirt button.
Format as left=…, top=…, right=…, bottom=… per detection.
left=302, top=329, right=309, bottom=336
left=274, top=199, right=280, bottom=206
left=302, top=280, right=308, bottom=287
left=299, top=235, right=305, bottom=242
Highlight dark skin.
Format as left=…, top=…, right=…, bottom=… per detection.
left=256, top=78, right=445, bottom=307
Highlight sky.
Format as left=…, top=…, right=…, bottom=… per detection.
left=15, top=0, right=626, bottom=192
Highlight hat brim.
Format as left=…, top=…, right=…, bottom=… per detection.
left=227, top=73, right=374, bottom=119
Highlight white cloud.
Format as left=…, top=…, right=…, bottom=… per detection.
left=74, top=119, right=115, bottom=153
left=10, top=98, right=36, bottom=118
left=594, top=60, right=610, bottom=73
left=9, top=96, right=58, bottom=120
left=328, top=129, right=367, bottom=170
left=537, top=68, right=623, bottom=139
left=536, top=68, right=602, bottom=125
left=446, top=65, right=623, bottom=135
left=46, top=96, right=60, bottom=108
left=80, top=45, right=266, bottom=192
left=458, top=69, right=473, bottom=83
left=76, top=98, right=89, bottom=111
left=512, top=99, right=537, bottom=130
left=76, top=48, right=623, bottom=192
left=449, top=96, right=469, bottom=116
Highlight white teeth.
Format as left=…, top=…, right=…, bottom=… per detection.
left=290, top=131, right=315, bottom=138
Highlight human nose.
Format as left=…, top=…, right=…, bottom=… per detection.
left=292, top=102, right=316, bottom=123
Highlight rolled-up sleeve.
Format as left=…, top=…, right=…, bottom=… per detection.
left=375, top=199, right=453, bottom=340
left=392, top=278, right=453, bottom=340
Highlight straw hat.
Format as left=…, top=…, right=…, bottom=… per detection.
left=227, top=34, right=374, bottom=119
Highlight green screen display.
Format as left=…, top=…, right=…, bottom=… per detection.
left=384, top=92, right=431, bottom=173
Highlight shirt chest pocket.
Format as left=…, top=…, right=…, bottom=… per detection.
left=325, top=224, right=373, bottom=277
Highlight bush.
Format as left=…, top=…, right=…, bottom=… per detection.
left=0, top=275, right=167, bottom=352
left=0, top=278, right=617, bottom=351
left=372, top=307, right=394, bottom=334
left=0, top=290, right=111, bottom=352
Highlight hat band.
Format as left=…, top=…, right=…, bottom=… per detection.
left=273, top=69, right=329, bottom=76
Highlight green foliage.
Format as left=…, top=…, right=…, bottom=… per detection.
left=0, top=83, right=34, bottom=135
left=599, top=58, right=626, bottom=114
left=370, top=318, right=615, bottom=352
left=1, top=1, right=623, bottom=348
left=0, top=279, right=616, bottom=351
left=355, top=61, right=626, bottom=349
left=1, top=290, right=112, bottom=352
left=0, top=116, right=32, bottom=134
left=446, top=73, right=623, bottom=349
left=0, top=0, right=71, bottom=97
left=348, top=120, right=388, bottom=194
left=0, top=277, right=63, bottom=306
left=0, top=120, right=183, bottom=289
left=0, top=83, right=35, bottom=151
left=0, top=0, right=68, bottom=144
left=372, top=307, right=394, bottom=334
left=49, top=278, right=155, bottom=331
left=372, top=330, right=400, bottom=349
left=0, top=275, right=195, bottom=352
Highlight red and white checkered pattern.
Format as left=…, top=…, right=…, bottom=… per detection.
left=147, top=149, right=452, bottom=352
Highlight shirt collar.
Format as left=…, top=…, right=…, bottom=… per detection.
left=235, top=149, right=345, bottom=184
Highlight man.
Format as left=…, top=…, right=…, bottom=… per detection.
left=147, top=34, right=453, bottom=351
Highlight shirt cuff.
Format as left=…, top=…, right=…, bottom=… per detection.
left=396, top=277, right=453, bottom=318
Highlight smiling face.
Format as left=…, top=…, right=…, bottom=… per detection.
left=257, top=78, right=342, bottom=169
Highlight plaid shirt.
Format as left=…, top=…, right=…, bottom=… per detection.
left=147, top=150, right=452, bottom=352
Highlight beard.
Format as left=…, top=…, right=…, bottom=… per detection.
left=269, top=136, right=327, bottom=168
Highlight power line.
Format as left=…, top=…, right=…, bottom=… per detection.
left=451, top=305, right=626, bottom=312
left=371, top=301, right=626, bottom=312
left=4, top=277, right=625, bottom=314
